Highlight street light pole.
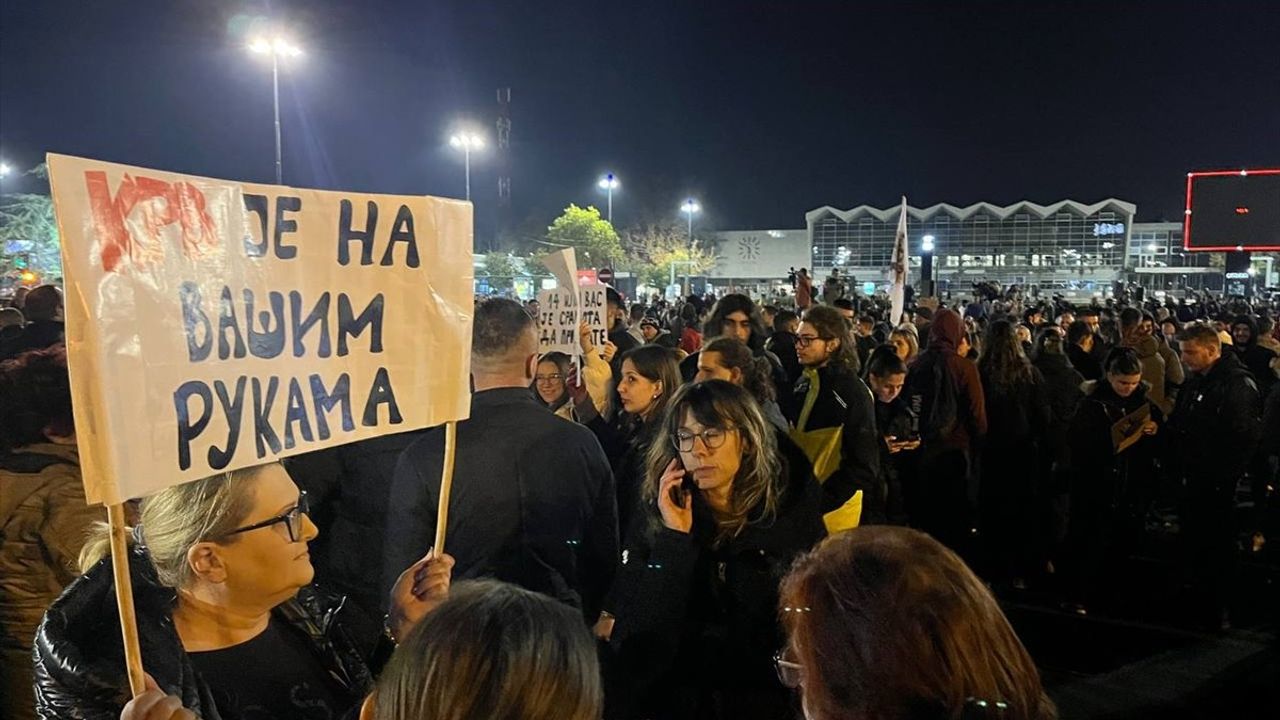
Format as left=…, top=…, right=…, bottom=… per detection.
left=249, top=35, right=301, bottom=185
left=271, top=51, right=282, bottom=185
left=450, top=132, right=484, bottom=203
left=463, top=145, right=472, bottom=202
left=921, top=234, right=936, bottom=297
left=598, top=173, right=619, bottom=224
left=681, top=198, right=701, bottom=248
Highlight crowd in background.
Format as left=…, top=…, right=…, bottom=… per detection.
left=3, top=271, right=1278, bottom=719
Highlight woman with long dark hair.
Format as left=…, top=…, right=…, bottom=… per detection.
left=575, top=344, right=681, bottom=536
left=976, top=320, right=1049, bottom=586
left=1064, top=347, right=1160, bottom=613
left=602, top=380, right=824, bottom=720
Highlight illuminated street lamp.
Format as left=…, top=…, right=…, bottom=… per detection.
left=248, top=34, right=303, bottom=184
left=921, top=235, right=936, bottom=296
left=449, top=131, right=485, bottom=202
left=0, top=162, right=10, bottom=177
left=681, top=198, right=701, bottom=246
left=598, top=173, right=619, bottom=224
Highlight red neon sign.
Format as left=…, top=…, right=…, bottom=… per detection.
left=1184, top=168, right=1280, bottom=251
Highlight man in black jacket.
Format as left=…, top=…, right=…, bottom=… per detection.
left=383, top=298, right=619, bottom=620
left=1166, top=324, right=1262, bottom=628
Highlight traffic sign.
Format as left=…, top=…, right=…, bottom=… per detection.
left=598, top=267, right=615, bottom=285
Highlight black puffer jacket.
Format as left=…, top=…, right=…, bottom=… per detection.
left=33, top=543, right=386, bottom=720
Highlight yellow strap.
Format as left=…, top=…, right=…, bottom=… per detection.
left=795, top=367, right=820, bottom=431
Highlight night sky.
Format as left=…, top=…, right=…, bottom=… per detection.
left=2, top=1, right=1277, bottom=242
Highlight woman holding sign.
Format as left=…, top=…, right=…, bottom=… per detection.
left=33, top=462, right=453, bottom=720
left=1064, top=347, right=1161, bottom=614
left=601, top=380, right=824, bottom=720
left=573, top=344, right=680, bottom=537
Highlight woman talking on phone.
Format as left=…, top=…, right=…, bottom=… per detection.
left=600, top=380, right=825, bottom=720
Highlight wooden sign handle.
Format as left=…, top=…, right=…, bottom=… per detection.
left=432, top=421, right=459, bottom=555
left=108, top=502, right=146, bottom=697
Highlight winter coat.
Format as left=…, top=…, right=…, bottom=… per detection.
left=1068, top=380, right=1160, bottom=508
left=1166, top=353, right=1263, bottom=494
left=1066, top=343, right=1103, bottom=381
left=285, top=432, right=424, bottom=618
left=32, top=543, right=384, bottom=720
left=0, top=444, right=93, bottom=720
left=383, top=388, right=619, bottom=622
left=790, top=364, right=883, bottom=523
left=1231, top=314, right=1278, bottom=401
left=904, top=310, right=988, bottom=454
left=1154, top=334, right=1185, bottom=397
left=603, top=454, right=825, bottom=720
left=1128, top=334, right=1172, bottom=415
left=579, top=401, right=659, bottom=539
left=1031, top=353, right=1085, bottom=474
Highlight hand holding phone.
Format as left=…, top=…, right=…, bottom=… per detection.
left=658, top=458, right=693, bottom=534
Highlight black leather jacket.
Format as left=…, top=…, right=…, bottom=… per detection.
left=32, top=543, right=389, bottom=720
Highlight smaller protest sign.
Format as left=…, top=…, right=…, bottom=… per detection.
left=537, top=284, right=608, bottom=355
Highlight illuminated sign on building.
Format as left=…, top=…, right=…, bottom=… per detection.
left=1092, top=222, right=1126, bottom=237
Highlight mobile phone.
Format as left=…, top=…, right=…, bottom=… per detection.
left=668, top=460, right=694, bottom=509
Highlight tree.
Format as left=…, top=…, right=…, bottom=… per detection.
left=481, top=251, right=519, bottom=293
left=621, top=221, right=717, bottom=289
left=545, top=204, right=623, bottom=269
left=0, top=163, right=61, bottom=279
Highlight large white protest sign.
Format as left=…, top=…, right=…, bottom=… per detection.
left=48, top=154, right=474, bottom=505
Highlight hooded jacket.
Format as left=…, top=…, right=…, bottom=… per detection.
left=1232, top=314, right=1278, bottom=400
left=904, top=309, right=987, bottom=453
left=32, top=543, right=385, bottom=720
left=1127, top=334, right=1172, bottom=415
left=0, top=444, right=92, bottom=720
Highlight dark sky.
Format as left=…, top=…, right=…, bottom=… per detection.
left=2, top=0, right=1278, bottom=241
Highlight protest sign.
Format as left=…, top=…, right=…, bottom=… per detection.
left=48, top=153, right=475, bottom=506
left=536, top=284, right=608, bottom=355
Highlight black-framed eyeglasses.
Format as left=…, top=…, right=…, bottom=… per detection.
left=773, top=651, right=804, bottom=689
left=226, top=492, right=309, bottom=543
left=672, top=426, right=737, bottom=453
left=794, top=334, right=830, bottom=348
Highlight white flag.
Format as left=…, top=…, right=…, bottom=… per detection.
left=889, top=196, right=909, bottom=326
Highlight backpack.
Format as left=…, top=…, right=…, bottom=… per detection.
left=922, top=359, right=960, bottom=442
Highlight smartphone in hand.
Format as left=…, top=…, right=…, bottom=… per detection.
left=668, top=459, right=694, bottom=509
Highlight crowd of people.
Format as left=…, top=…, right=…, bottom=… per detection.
left=2, top=272, right=1278, bottom=719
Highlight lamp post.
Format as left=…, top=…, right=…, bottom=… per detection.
left=248, top=35, right=303, bottom=185
left=598, top=173, right=619, bottom=224
left=921, top=234, right=936, bottom=297
left=681, top=198, right=701, bottom=248
left=449, top=131, right=484, bottom=202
